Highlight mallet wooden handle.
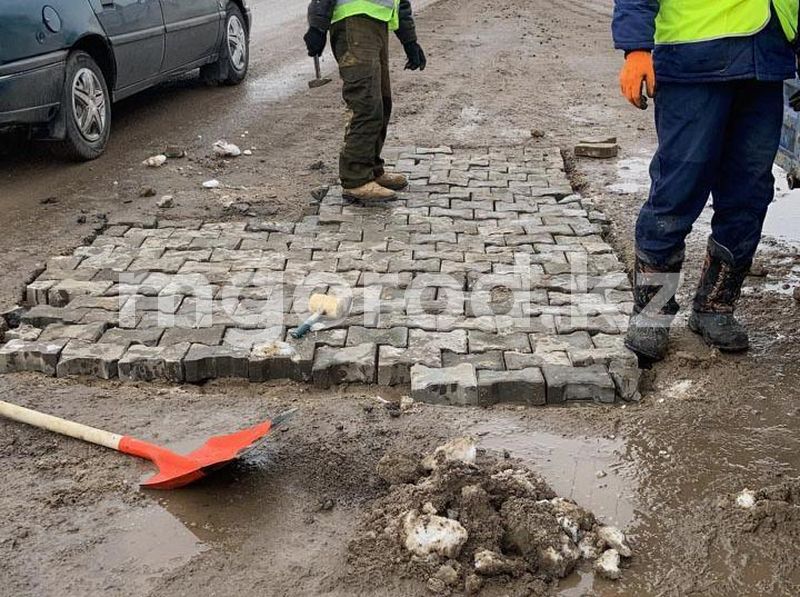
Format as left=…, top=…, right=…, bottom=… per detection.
left=0, top=400, right=122, bottom=451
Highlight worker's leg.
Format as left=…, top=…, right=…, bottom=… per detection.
left=689, top=80, right=784, bottom=351
left=636, top=82, right=735, bottom=265
left=626, top=82, right=735, bottom=362
left=373, top=25, right=391, bottom=180
left=330, top=17, right=386, bottom=190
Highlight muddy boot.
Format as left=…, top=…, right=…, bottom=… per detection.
left=688, top=238, right=750, bottom=352
left=624, top=250, right=683, bottom=364
left=342, top=181, right=397, bottom=202
left=375, top=172, right=408, bottom=191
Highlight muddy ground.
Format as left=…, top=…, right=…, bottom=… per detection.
left=2, top=0, right=800, bottom=595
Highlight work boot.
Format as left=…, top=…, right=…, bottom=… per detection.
left=374, top=172, right=408, bottom=191
left=688, top=238, right=750, bottom=352
left=624, top=250, right=683, bottom=364
left=342, top=181, right=397, bottom=202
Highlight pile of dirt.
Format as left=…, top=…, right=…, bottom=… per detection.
left=345, top=438, right=632, bottom=595
left=734, top=478, right=800, bottom=533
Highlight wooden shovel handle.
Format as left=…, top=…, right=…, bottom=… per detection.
left=0, top=400, right=122, bottom=451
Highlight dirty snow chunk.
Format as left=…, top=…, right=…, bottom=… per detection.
left=434, top=564, right=459, bottom=586
left=251, top=341, right=296, bottom=359
left=558, top=516, right=581, bottom=543
left=595, top=549, right=621, bottom=580
left=157, top=195, right=174, bottom=209
left=202, top=179, right=221, bottom=189
left=422, top=437, right=477, bottom=471
left=736, top=489, right=757, bottom=509
left=578, top=533, right=600, bottom=560
left=400, top=395, right=415, bottom=412
left=474, top=549, right=514, bottom=577
left=213, top=140, right=241, bottom=157
left=403, top=510, right=468, bottom=559
left=142, top=154, right=167, bottom=167
left=597, top=526, right=632, bottom=558
left=243, top=149, right=253, bottom=156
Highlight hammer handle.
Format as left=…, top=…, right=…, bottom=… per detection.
left=314, top=56, right=322, bottom=80
left=291, top=311, right=323, bottom=339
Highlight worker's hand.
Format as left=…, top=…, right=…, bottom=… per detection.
left=304, top=27, right=327, bottom=57
left=403, top=41, right=427, bottom=71
left=619, top=50, right=655, bottom=109
left=791, top=89, right=800, bottom=112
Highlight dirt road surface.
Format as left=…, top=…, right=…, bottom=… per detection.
left=2, top=0, right=800, bottom=595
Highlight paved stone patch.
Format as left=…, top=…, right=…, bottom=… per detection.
left=0, top=147, right=638, bottom=405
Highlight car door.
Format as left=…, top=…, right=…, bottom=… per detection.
left=89, top=0, right=165, bottom=92
left=158, top=0, right=222, bottom=73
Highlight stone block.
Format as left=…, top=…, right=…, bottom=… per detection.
left=184, top=344, right=250, bottom=383
left=118, top=343, right=189, bottom=382
left=160, top=325, right=226, bottom=347
left=223, top=327, right=285, bottom=350
left=478, top=367, right=545, bottom=406
left=468, top=330, right=531, bottom=353
left=504, top=350, right=570, bottom=369
left=5, top=324, right=43, bottom=342
left=442, top=350, right=505, bottom=371
left=377, top=345, right=441, bottom=386
left=346, top=326, right=408, bottom=348
left=312, top=343, right=376, bottom=387
left=0, top=339, right=67, bottom=376
left=410, top=363, right=479, bottom=406
left=56, top=340, right=126, bottom=379
left=408, top=329, right=468, bottom=355
left=99, top=327, right=164, bottom=348
left=21, top=305, right=85, bottom=328
left=542, top=364, right=616, bottom=404
left=39, top=323, right=107, bottom=343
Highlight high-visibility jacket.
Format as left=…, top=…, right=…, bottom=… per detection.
left=656, top=0, right=798, bottom=45
left=332, top=0, right=401, bottom=31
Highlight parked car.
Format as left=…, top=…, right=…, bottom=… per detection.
left=0, top=0, right=251, bottom=160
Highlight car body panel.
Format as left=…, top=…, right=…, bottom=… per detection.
left=0, top=0, right=249, bottom=132
left=88, top=0, right=166, bottom=92
left=160, top=0, right=223, bottom=73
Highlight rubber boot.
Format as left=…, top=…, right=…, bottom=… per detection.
left=624, top=250, right=683, bottom=363
left=688, top=238, right=750, bottom=352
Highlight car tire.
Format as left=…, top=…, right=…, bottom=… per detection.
left=54, top=51, right=111, bottom=161
left=200, top=3, right=249, bottom=86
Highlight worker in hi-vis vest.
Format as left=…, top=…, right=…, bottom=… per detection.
left=613, top=0, right=799, bottom=362
left=304, top=0, right=426, bottom=202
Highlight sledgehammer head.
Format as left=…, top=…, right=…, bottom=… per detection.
left=308, top=76, right=332, bottom=89
left=308, top=293, right=348, bottom=318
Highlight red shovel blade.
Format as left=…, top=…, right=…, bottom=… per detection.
left=119, top=410, right=295, bottom=490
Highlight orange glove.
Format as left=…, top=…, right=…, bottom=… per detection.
left=619, top=50, right=655, bottom=109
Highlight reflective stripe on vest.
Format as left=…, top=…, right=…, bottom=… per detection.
left=655, top=0, right=798, bottom=45
left=331, top=0, right=401, bottom=31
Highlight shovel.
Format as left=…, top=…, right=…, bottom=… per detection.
left=0, top=400, right=295, bottom=490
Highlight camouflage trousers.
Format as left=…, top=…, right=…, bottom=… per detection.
left=331, top=15, right=392, bottom=189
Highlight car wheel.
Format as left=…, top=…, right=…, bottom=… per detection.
left=54, top=51, right=111, bottom=161
left=201, top=3, right=249, bottom=86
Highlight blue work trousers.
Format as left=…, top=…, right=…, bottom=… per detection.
left=636, top=80, right=784, bottom=267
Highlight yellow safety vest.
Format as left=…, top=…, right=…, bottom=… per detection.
left=331, top=0, right=401, bottom=31
left=655, top=0, right=798, bottom=45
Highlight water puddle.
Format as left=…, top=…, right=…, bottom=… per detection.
left=71, top=503, right=206, bottom=595
left=764, top=165, right=800, bottom=246
left=472, top=419, right=638, bottom=528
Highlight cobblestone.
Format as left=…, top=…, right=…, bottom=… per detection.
left=0, top=147, right=638, bottom=404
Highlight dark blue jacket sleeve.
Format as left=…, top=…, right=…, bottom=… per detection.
left=612, top=0, right=659, bottom=51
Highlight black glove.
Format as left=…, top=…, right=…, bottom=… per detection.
left=791, top=89, right=800, bottom=112
left=304, top=27, right=327, bottom=57
left=403, top=41, right=427, bottom=71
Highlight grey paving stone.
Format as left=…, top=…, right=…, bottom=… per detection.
left=442, top=350, right=505, bottom=371
left=99, top=327, right=164, bottom=348
left=0, top=339, right=68, bottom=376
left=5, top=324, right=43, bottom=342
left=469, top=330, right=531, bottom=353
left=39, top=323, right=107, bottom=343
left=184, top=344, right=249, bottom=383
left=478, top=367, right=546, bottom=406
left=21, top=305, right=86, bottom=328
left=377, top=345, right=441, bottom=386
left=410, top=363, right=478, bottom=406
left=346, top=326, right=408, bottom=348
left=118, top=343, right=189, bottom=382
left=160, top=325, right=226, bottom=347
left=542, top=364, right=616, bottom=404
left=223, top=327, right=286, bottom=350
left=56, top=340, right=126, bottom=379
left=312, top=343, right=376, bottom=387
